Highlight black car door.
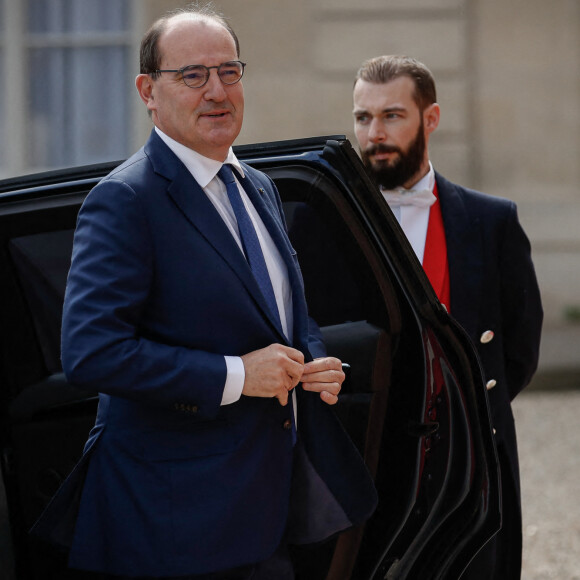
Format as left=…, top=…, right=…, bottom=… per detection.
left=0, top=136, right=499, bottom=580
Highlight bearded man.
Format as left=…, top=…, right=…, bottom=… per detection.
left=352, top=55, right=543, bottom=580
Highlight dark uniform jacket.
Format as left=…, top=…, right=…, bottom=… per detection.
left=437, top=172, right=543, bottom=579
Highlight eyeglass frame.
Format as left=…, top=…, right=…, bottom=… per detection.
left=153, top=60, right=247, bottom=89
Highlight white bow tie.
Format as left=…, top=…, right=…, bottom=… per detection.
left=381, top=187, right=437, bottom=208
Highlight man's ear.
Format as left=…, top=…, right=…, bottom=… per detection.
left=423, top=102, right=440, bottom=135
left=135, top=74, right=155, bottom=111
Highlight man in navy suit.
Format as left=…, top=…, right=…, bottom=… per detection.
left=33, top=6, right=377, bottom=579
left=352, top=55, right=542, bottom=579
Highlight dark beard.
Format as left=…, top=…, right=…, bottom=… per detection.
left=361, top=121, right=426, bottom=190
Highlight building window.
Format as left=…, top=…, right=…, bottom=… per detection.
left=1, top=0, right=135, bottom=178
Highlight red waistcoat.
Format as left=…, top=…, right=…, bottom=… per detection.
left=422, top=182, right=450, bottom=311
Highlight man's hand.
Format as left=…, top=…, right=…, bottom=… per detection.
left=301, top=357, right=345, bottom=405
left=241, top=344, right=305, bottom=406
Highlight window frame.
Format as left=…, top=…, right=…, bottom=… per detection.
left=0, top=0, right=140, bottom=179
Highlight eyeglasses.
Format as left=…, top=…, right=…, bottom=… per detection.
left=154, top=60, right=246, bottom=89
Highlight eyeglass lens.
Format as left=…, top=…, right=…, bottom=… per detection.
left=182, top=61, right=244, bottom=88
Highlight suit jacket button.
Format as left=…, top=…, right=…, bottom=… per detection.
left=480, top=330, right=495, bottom=344
left=486, top=379, right=497, bottom=390
left=283, top=419, right=292, bottom=430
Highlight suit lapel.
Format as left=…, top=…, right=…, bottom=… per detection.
left=436, top=173, right=483, bottom=338
left=144, top=132, right=288, bottom=341
left=237, top=168, right=310, bottom=350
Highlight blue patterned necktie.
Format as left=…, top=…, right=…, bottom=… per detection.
left=219, top=164, right=296, bottom=444
left=218, top=164, right=282, bottom=331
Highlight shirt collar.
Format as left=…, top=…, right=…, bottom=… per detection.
left=414, top=161, right=435, bottom=193
left=154, top=127, right=245, bottom=188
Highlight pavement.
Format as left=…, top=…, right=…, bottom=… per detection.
left=513, top=388, right=580, bottom=579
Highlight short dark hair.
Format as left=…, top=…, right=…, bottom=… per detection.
left=354, top=55, right=437, bottom=111
left=140, top=2, right=240, bottom=78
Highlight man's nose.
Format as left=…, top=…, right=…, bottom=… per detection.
left=203, top=70, right=227, bottom=100
left=368, top=118, right=386, bottom=143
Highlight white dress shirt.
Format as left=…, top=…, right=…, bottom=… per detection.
left=381, top=162, right=436, bottom=264
left=155, top=128, right=293, bottom=405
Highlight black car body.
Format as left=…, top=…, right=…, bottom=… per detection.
left=0, top=136, right=500, bottom=579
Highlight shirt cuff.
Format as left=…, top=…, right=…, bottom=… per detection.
left=221, top=356, right=245, bottom=405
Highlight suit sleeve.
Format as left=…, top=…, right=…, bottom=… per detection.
left=499, top=204, right=543, bottom=400
left=61, top=178, right=227, bottom=418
